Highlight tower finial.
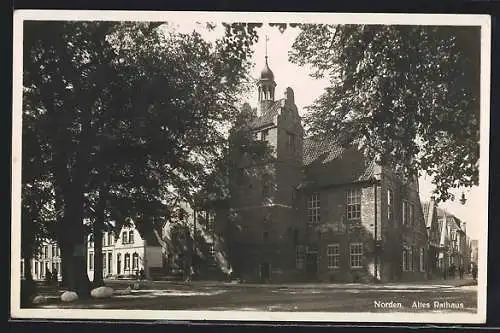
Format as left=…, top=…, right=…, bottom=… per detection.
left=265, top=35, right=269, bottom=60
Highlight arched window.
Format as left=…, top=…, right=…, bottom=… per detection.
left=132, top=253, right=139, bottom=270
left=124, top=253, right=131, bottom=271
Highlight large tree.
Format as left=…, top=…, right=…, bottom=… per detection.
left=288, top=24, right=480, bottom=202
left=22, top=21, right=258, bottom=296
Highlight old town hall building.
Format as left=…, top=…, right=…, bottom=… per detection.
left=209, top=55, right=429, bottom=283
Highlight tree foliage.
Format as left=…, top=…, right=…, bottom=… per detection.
left=288, top=24, right=480, bottom=202
left=21, top=20, right=258, bottom=292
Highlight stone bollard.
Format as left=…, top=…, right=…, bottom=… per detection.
left=90, top=286, right=114, bottom=299
left=60, top=291, right=79, bottom=302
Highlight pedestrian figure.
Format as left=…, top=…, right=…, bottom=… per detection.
left=443, top=267, right=447, bottom=280
left=139, top=268, right=145, bottom=281
left=52, top=269, right=58, bottom=285
left=472, top=265, right=478, bottom=281
left=459, top=265, right=464, bottom=279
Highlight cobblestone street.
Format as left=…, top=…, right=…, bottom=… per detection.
left=30, top=279, right=477, bottom=313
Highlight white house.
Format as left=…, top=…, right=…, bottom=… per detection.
left=87, top=222, right=163, bottom=281
left=21, top=239, right=62, bottom=281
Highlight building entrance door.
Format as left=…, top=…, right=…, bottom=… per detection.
left=306, top=252, right=318, bottom=280
left=117, top=254, right=121, bottom=275
left=260, top=263, right=270, bottom=283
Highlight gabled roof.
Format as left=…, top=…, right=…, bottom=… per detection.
left=302, top=136, right=377, bottom=187
left=436, top=208, right=464, bottom=232
left=422, top=200, right=436, bottom=229
left=248, top=100, right=282, bottom=129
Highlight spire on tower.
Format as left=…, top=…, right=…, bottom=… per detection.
left=265, top=34, right=269, bottom=60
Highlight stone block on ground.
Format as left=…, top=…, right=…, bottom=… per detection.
left=90, top=286, right=114, bottom=299
left=32, top=295, right=47, bottom=304
left=60, top=291, right=79, bottom=302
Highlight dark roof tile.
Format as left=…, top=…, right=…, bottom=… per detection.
left=302, top=136, right=376, bottom=186
left=248, top=100, right=282, bottom=129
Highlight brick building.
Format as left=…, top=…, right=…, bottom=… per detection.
left=212, top=56, right=429, bottom=283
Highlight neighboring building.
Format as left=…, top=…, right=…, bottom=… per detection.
left=422, top=199, right=443, bottom=278
left=470, top=239, right=479, bottom=267
left=21, top=239, right=62, bottom=281
left=210, top=56, right=429, bottom=283
left=436, top=208, right=469, bottom=275
left=86, top=222, right=163, bottom=281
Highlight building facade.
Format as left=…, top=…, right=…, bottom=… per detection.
left=86, top=223, right=163, bottom=281
left=470, top=239, right=478, bottom=268
left=21, top=239, right=62, bottom=281
left=211, top=57, right=429, bottom=283
left=423, top=199, right=444, bottom=278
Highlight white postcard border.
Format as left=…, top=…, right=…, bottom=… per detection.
left=11, top=10, right=491, bottom=324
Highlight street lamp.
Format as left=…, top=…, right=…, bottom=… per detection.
left=459, top=192, right=467, bottom=205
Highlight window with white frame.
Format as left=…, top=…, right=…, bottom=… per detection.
left=387, top=188, right=393, bottom=221
left=347, top=188, right=362, bottom=220
left=402, top=201, right=414, bottom=225
left=108, top=252, right=113, bottom=274
left=89, top=252, right=94, bottom=270
left=327, top=244, right=340, bottom=269
left=128, top=230, right=135, bottom=244
left=307, top=192, right=320, bottom=224
left=349, top=243, right=363, bottom=268
left=52, top=244, right=57, bottom=257
left=122, top=231, right=128, bottom=244
left=419, top=248, right=425, bottom=272
left=402, top=247, right=409, bottom=271
left=103, top=252, right=107, bottom=270
left=296, top=245, right=305, bottom=269
left=132, top=253, right=139, bottom=270
left=124, top=253, right=131, bottom=270
left=103, top=234, right=107, bottom=247
left=108, top=232, right=114, bottom=246
left=43, top=246, right=48, bottom=259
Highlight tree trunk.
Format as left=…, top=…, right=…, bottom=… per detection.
left=20, top=253, right=36, bottom=307
left=64, top=193, right=91, bottom=298
left=93, top=225, right=104, bottom=287
left=92, top=184, right=109, bottom=287
left=60, top=240, right=70, bottom=287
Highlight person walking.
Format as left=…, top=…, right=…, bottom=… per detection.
left=472, top=264, right=478, bottom=281
left=459, top=265, right=464, bottom=279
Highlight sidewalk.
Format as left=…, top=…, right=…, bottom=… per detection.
left=162, top=277, right=477, bottom=290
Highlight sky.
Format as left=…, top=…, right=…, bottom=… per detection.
left=169, top=21, right=486, bottom=241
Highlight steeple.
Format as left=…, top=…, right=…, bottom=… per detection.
left=257, top=35, right=277, bottom=104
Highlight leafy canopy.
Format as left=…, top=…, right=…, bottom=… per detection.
left=288, top=24, right=480, bottom=202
